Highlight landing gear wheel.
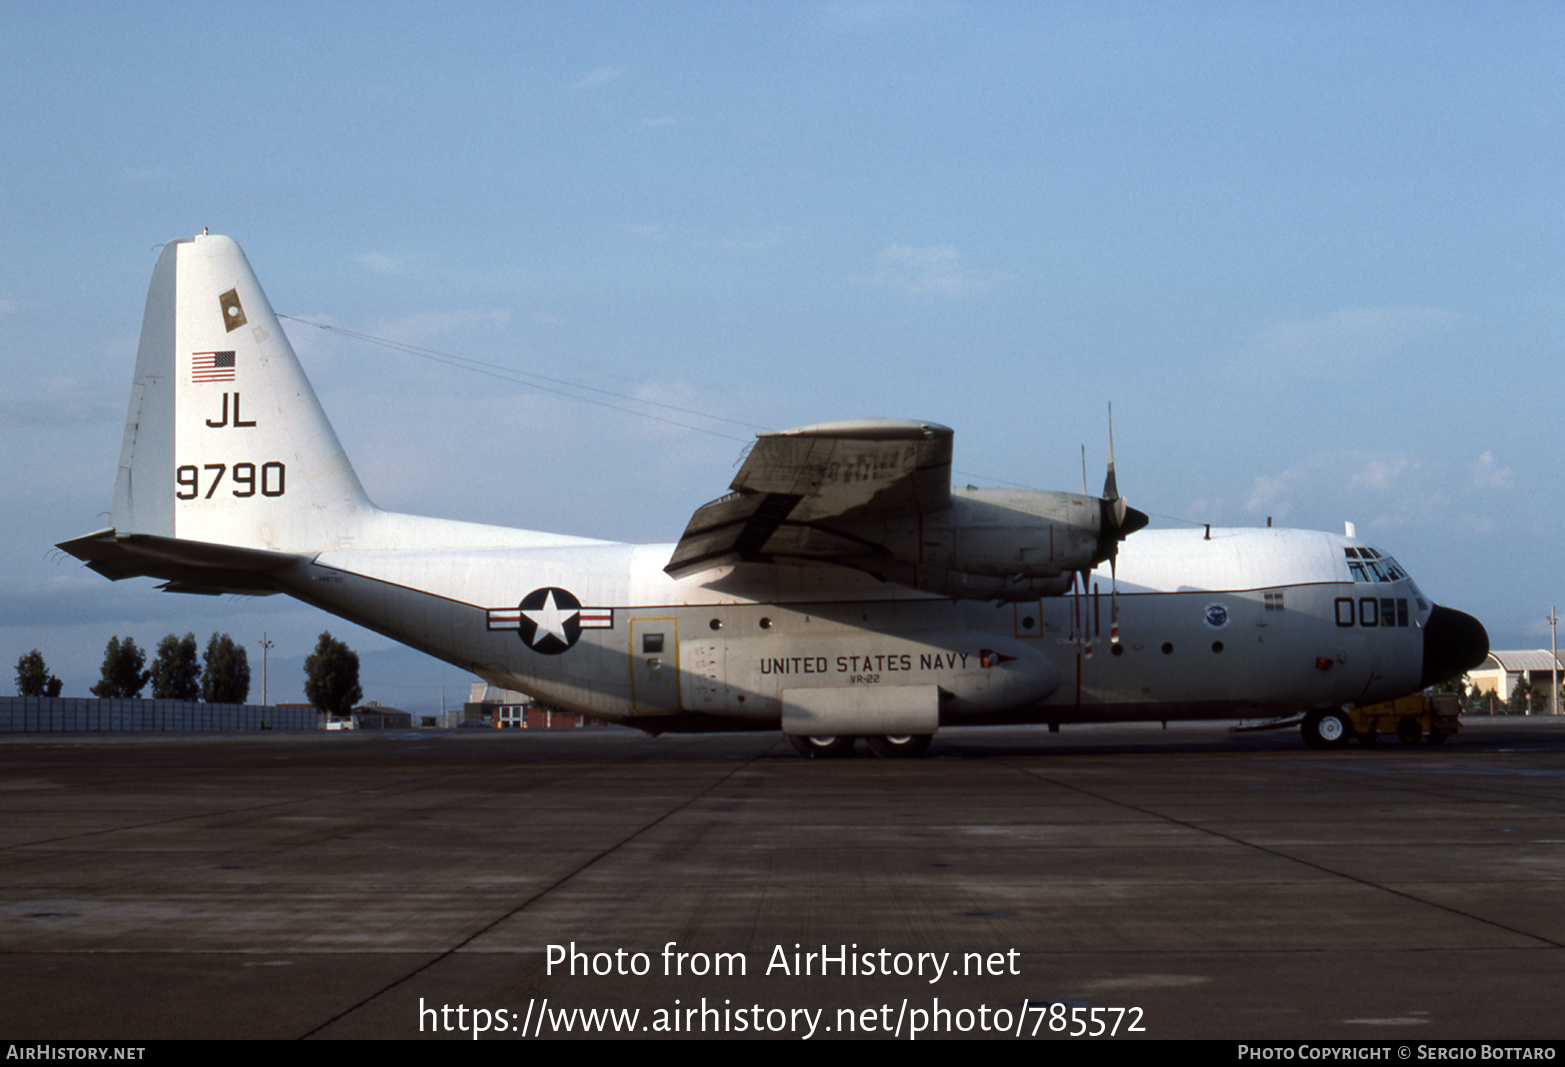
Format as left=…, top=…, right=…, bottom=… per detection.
left=788, top=735, right=857, bottom=758
left=1397, top=717, right=1423, bottom=745
left=1302, top=709, right=1352, bottom=749
left=866, top=734, right=933, bottom=759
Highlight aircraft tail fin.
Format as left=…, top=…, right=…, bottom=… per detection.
left=109, top=233, right=373, bottom=553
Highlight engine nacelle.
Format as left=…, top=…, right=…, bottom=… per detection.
left=889, top=488, right=1108, bottom=577
left=823, top=488, right=1147, bottom=599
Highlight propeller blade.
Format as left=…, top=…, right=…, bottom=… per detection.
left=1093, top=402, right=1149, bottom=566
left=1103, top=402, right=1119, bottom=503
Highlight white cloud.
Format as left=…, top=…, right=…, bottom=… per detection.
left=820, top=1, right=932, bottom=32
left=117, top=167, right=171, bottom=183
left=1239, top=306, right=1456, bottom=378
left=867, top=244, right=1013, bottom=298
left=369, top=308, right=511, bottom=346
left=621, top=223, right=783, bottom=252
left=1471, top=451, right=1513, bottom=490
left=1238, top=449, right=1511, bottom=540
left=355, top=252, right=406, bottom=275
left=577, top=66, right=622, bottom=89
left=719, top=230, right=784, bottom=252
left=0, top=397, right=118, bottom=427
left=1348, top=456, right=1413, bottom=493
left=624, top=223, right=671, bottom=239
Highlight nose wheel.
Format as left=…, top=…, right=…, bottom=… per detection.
left=1302, top=709, right=1352, bottom=749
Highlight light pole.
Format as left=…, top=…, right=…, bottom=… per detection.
left=259, top=633, right=274, bottom=705
left=1550, top=608, right=1559, bottom=717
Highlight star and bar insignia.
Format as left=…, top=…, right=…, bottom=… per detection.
left=487, top=587, right=613, bottom=655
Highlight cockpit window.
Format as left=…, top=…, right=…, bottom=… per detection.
left=1345, top=548, right=1407, bottom=583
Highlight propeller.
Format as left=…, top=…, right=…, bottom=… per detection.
left=1098, top=404, right=1149, bottom=648
left=1096, top=406, right=1150, bottom=559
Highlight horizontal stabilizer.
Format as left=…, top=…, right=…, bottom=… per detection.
left=57, top=528, right=300, bottom=595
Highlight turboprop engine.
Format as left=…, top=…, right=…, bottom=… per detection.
left=666, top=418, right=1148, bottom=601
left=827, top=485, right=1150, bottom=600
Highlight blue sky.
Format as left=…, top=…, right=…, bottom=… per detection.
left=3, top=2, right=1561, bottom=708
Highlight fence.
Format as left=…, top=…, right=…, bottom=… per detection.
left=0, top=697, right=318, bottom=733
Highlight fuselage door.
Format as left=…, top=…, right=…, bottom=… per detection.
left=629, top=617, right=680, bottom=713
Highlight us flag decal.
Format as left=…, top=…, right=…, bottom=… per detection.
left=192, top=351, right=237, bottom=383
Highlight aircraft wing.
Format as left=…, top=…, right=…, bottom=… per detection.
left=665, top=419, right=953, bottom=578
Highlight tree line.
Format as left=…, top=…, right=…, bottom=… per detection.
left=14, top=632, right=363, bottom=716
left=85, top=633, right=251, bottom=702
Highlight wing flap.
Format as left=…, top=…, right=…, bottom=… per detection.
left=666, top=419, right=953, bottom=578
left=732, top=418, right=953, bottom=520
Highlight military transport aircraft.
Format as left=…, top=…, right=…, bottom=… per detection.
left=59, top=233, right=1489, bottom=756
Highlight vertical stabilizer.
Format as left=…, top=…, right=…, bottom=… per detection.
left=110, top=233, right=372, bottom=552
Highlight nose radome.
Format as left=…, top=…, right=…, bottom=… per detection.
left=1421, top=605, right=1490, bottom=689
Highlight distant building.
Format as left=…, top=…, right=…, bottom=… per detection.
left=353, top=703, right=413, bottom=730
left=464, top=681, right=611, bottom=729
left=1467, top=651, right=1563, bottom=708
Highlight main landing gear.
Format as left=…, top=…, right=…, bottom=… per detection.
left=788, top=734, right=933, bottom=759
left=788, top=735, right=856, bottom=758
left=865, top=734, right=933, bottom=759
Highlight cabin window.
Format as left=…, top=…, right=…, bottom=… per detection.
left=1345, top=547, right=1409, bottom=583
left=642, top=633, right=664, bottom=654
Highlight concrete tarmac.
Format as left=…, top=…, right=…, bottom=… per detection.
left=2, top=717, right=1563, bottom=1040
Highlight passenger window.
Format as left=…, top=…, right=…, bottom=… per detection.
left=642, top=633, right=665, bottom=654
